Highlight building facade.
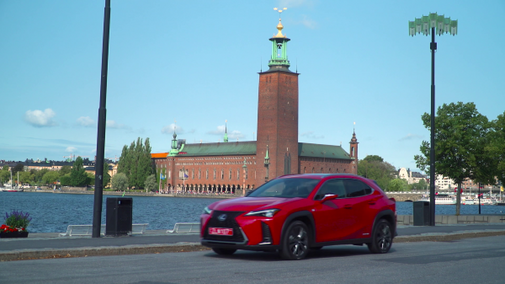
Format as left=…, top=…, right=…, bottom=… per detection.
left=151, top=16, right=358, bottom=194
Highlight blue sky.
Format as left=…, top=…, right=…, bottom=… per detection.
left=1, top=0, right=503, bottom=174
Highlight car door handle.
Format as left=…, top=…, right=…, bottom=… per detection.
left=344, top=204, right=352, bottom=209
left=368, top=201, right=376, bottom=205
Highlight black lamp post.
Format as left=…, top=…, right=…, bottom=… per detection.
left=409, top=13, right=457, bottom=226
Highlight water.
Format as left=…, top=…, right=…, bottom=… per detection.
left=1, top=192, right=504, bottom=233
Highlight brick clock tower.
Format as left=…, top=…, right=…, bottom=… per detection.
left=256, top=14, right=299, bottom=186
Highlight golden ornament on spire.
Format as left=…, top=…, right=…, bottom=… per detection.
left=273, top=7, right=287, bottom=38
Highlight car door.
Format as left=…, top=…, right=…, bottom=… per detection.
left=341, top=178, right=377, bottom=239
left=311, top=178, right=354, bottom=243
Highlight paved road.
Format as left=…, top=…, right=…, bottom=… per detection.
left=1, top=234, right=505, bottom=283
left=1, top=224, right=505, bottom=262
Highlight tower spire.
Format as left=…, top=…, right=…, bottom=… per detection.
left=268, top=7, right=290, bottom=70
left=224, top=120, right=229, bottom=142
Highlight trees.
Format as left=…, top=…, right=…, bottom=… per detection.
left=414, top=102, right=491, bottom=215
left=357, top=155, right=396, bottom=190
left=388, top=178, right=409, bottom=191
left=102, top=162, right=111, bottom=188
left=487, top=111, right=505, bottom=187
left=112, top=173, right=128, bottom=191
left=0, top=166, right=10, bottom=185
left=42, top=171, right=59, bottom=185
left=144, top=174, right=158, bottom=192
left=117, top=137, right=154, bottom=189
left=70, top=157, right=89, bottom=187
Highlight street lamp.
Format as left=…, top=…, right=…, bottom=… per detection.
left=242, top=158, right=247, bottom=196
left=264, top=145, right=270, bottom=182
left=409, top=13, right=457, bottom=226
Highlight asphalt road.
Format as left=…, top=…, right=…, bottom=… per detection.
left=1, top=234, right=505, bottom=284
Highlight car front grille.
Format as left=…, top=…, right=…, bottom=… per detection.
left=203, top=210, right=245, bottom=243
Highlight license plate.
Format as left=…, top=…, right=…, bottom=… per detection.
left=208, top=227, right=233, bottom=236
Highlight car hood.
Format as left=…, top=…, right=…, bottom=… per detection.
left=210, top=197, right=297, bottom=212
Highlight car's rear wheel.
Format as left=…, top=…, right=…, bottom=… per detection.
left=280, top=221, right=310, bottom=260
left=212, top=248, right=237, bottom=255
left=367, top=219, right=393, bottom=253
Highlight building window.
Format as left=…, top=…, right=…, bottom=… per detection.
left=198, top=169, right=201, bottom=179
left=237, top=169, right=240, bottom=180
left=229, top=169, right=232, bottom=180
left=206, top=170, right=208, bottom=179
left=213, top=169, right=216, bottom=179
left=221, top=169, right=224, bottom=180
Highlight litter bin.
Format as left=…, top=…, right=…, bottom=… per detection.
left=413, top=201, right=430, bottom=226
left=106, top=197, right=132, bottom=236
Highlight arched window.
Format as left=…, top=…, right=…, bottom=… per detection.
left=206, top=170, right=209, bottom=179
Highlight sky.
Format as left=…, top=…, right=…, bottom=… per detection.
left=0, top=0, right=504, bottom=174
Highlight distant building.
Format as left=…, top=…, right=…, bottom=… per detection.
left=151, top=16, right=358, bottom=194
left=397, top=168, right=426, bottom=184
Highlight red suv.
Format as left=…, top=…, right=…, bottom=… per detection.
left=200, top=174, right=396, bottom=260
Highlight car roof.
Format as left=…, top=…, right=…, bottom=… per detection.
left=278, top=173, right=362, bottom=179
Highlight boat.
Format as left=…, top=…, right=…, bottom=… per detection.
left=1, top=171, right=24, bottom=192
left=419, top=194, right=456, bottom=205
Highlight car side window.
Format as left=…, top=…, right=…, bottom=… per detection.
left=314, top=179, right=346, bottom=200
left=343, top=179, right=373, bottom=197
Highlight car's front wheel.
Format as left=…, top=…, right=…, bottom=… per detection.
left=367, top=219, right=393, bottom=253
left=280, top=220, right=310, bottom=260
left=212, top=248, right=237, bottom=255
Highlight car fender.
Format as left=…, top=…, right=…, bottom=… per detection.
left=280, top=210, right=316, bottom=246
left=371, top=209, right=396, bottom=236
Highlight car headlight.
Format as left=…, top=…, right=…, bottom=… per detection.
left=244, top=209, right=280, bottom=218
left=203, top=206, right=212, bottom=215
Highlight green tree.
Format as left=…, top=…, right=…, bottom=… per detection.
left=0, top=166, right=10, bottom=185
left=409, top=179, right=428, bottom=191
left=42, top=171, right=60, bottom=185
left=144, top=174, right=158, bottom=192
left=60, top=174, right=71, bottom=186
left=70, top=157, right=89, bottom=187
left=357, top=155, right=396, bottom=190
left=112, top=172, right=129, bottom=191
left=19, top=171, right=34, bottom=185
left=12, top=163, right=24, bottom=177
left=117, top=137, right=154, bottom=189
left=33, top=169, right=49, bottom=184
left=59, top=165, right=71, bottom=176
left=414, top=102, right=490, bottom=215
left=102, top=162, right=111, bottom=188
left=388, top=178, right=408, bottom=192
left=486, top=111, right=505, bottom=187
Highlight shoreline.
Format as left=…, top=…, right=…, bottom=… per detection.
left=20, top=189, right=237, bottom=199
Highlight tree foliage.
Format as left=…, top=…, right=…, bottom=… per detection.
left=42, top=171, right=60, bottom=185
left=117, top=137, right=154, bottom=189
left=357, top=155, right=396, bottom=190
left=388, top=178, right=408, bottom=192
left=112, top=172, right=129, bottom=191
left=414, top=102, right=492, bottom=214
left=144, top=174, right=158, bottom=192
left=70, top=156, right=90, bottom=187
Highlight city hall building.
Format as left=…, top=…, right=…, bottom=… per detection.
left=151, top=17, right=358, bottom=194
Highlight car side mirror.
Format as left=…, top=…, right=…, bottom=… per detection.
left=320, top=194, right=338, bottom=202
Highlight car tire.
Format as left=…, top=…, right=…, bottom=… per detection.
left=367, top=219, right=393, bottom=254
left=212, top=248, right=237, bottom=255
left=280, top=220, right=310, bottom=260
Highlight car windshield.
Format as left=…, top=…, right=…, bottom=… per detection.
left=247, top=178, right=320, bottom=198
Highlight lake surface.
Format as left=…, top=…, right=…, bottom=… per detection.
left=1, top=192, right=504, bottom=233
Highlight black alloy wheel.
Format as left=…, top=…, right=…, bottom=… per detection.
left=280, top=220, right=310, bottom=260
left=212, top=248, right=237, bottom=255
left=367, top=219, right=393, bottom=253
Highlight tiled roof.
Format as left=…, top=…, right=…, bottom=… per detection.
left=181, top=141, right=256, bottom=156
left=151, top=152, right=168, bottom=159
left=298, top=143, right=352, bottom=160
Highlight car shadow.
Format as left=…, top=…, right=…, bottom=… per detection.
left=203, top=245, right=397, bottom=261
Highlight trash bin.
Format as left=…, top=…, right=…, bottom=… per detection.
left=413, top=201, right=430, bottom=226
left=106, top=197, right=132, bottom=236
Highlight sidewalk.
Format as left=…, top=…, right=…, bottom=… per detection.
left=1, top=224, right=505, bottom=261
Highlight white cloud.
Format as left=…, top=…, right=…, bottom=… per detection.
left=66, top=146, right=77, bottom=153
left=300, top=15, right=317, bottom=29
left=106, top=120, right=130, bottom=130
left=399, top=133, right=423, bottom=141
left=207, top=125, right=226, bottom=135
left=24, top=108, right=57, bottom=127
left=77, top=116, right=95, bottom=127
left=300, top=131, right=324, bottom=139
left=229, top=130, right=246, bottom=140
left=161, top=123, right=185, bottom=134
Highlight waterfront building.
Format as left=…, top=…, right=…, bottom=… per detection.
left=151, top=15, right=358, bottom=194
